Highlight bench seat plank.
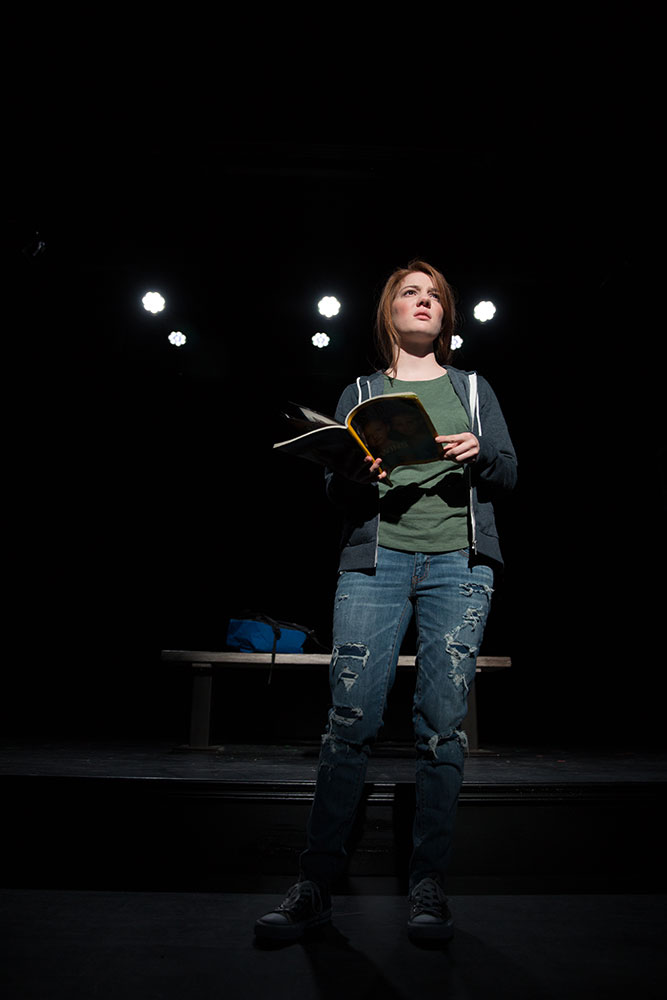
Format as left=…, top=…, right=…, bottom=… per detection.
left=162, top=651, right=511, bottom=669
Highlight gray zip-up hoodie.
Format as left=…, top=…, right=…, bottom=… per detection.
left=324, top=367, right=517, bottom=572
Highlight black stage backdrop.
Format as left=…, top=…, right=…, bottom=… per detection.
left=4, top=66, right=663, bottom=750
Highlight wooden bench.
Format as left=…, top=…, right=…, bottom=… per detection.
left=161, top=650, right=511, bottom=751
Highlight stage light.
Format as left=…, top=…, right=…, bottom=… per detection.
left=142, top=291, right=166, bottom=314
left=451, top=335, right=463, bottom=350
left=168, top=331, right=186, bottom=347
left=473, top=301, right=496, bottom=323
left=312, top=332, right=330, bottom=348
left=318, top=296, right=341, bottom=318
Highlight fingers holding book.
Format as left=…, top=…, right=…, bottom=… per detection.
left=363, top=454, right=388, bottom=482
left=436, top=432, right=480, bottom=464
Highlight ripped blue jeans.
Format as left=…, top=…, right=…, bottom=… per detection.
left=300, top=546, right=494, bottom=891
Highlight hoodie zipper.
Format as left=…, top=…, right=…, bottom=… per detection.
left=467, top=373, right=480, bottom=555
left=469, top=468, right=478, bottom=555
left=359, top=376, right=381, bottom=568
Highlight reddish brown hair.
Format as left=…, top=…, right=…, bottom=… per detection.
left=374, top=259, right=456, bottom=374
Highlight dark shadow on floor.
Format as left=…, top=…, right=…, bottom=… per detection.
left=2, top=889, right=666, bottom=1000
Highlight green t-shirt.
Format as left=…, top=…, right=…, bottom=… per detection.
left=378, top=373, right=470, bottom=553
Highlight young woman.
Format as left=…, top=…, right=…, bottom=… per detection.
left=256, top=260, right=517, bottom=943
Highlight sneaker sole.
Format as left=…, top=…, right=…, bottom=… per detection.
left=254, top=909, right=332, bottom=941
left=407, top=920, right=454, bottom=943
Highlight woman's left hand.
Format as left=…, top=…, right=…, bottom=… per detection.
left=436, top=432, right=480, bottom=464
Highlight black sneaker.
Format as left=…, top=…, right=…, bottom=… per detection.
left=254, top=881, right=332, bottom=941
left=407, top=876, right=454, bottom=942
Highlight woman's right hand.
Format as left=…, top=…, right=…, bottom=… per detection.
left=363, top=454, right=387, bottom=481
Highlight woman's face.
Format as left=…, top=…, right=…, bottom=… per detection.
left=390, top=271, right=444, bottom=347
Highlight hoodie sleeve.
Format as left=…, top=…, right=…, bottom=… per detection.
left=472, top=376, right=517, bottom=493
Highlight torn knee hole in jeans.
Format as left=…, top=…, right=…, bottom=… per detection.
left=330, top=705, right=364, bottom=727
left=448, top=661, right=474, bottom=695
left=459, top=582, right=493, bottom=599
left=319, top=717, right=366, bottom=774
left=427, top=728, right=468, bottom=757
left=332, top=642, right=369, bottom=691
left=444, top=630, right=477, bottom=665
left=444, top=623, right=480, bottom=694
left=461, top=605, right=486, bottom=630
left=443, top=596, right=488, bottom=677
left=338, top=669, right=359, bottom=691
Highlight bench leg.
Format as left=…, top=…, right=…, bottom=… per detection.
left=463, top=682, right=479, bottom=752
left=190, top=664, right=213, bottom=748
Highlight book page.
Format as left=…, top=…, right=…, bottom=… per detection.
left=347, top=393, right=442, bottom=472
left=273, top=424, right=375, bottom=482
left=291, top=404, right=341, bottom=427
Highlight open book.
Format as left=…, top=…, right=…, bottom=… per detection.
left=273, top=392, right=444, bottom=484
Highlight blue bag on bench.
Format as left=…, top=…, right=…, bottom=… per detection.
left=226, top=615, right=310, bottom=656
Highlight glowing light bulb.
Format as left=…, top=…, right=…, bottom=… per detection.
left=473, top=301, right=496, bottom=323
left=317, top=296, right=341, bottom=318
left=142, top=291, right=166, bottom=314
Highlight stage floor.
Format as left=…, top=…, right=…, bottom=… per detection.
left=1, top=739, right=665, bottom=788
left=2, top=886, right=666, bottom=1000
left=0, top=885, right=667, bottom=1000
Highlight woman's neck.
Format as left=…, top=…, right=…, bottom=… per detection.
left=387, top=350, right=445, bottom=381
